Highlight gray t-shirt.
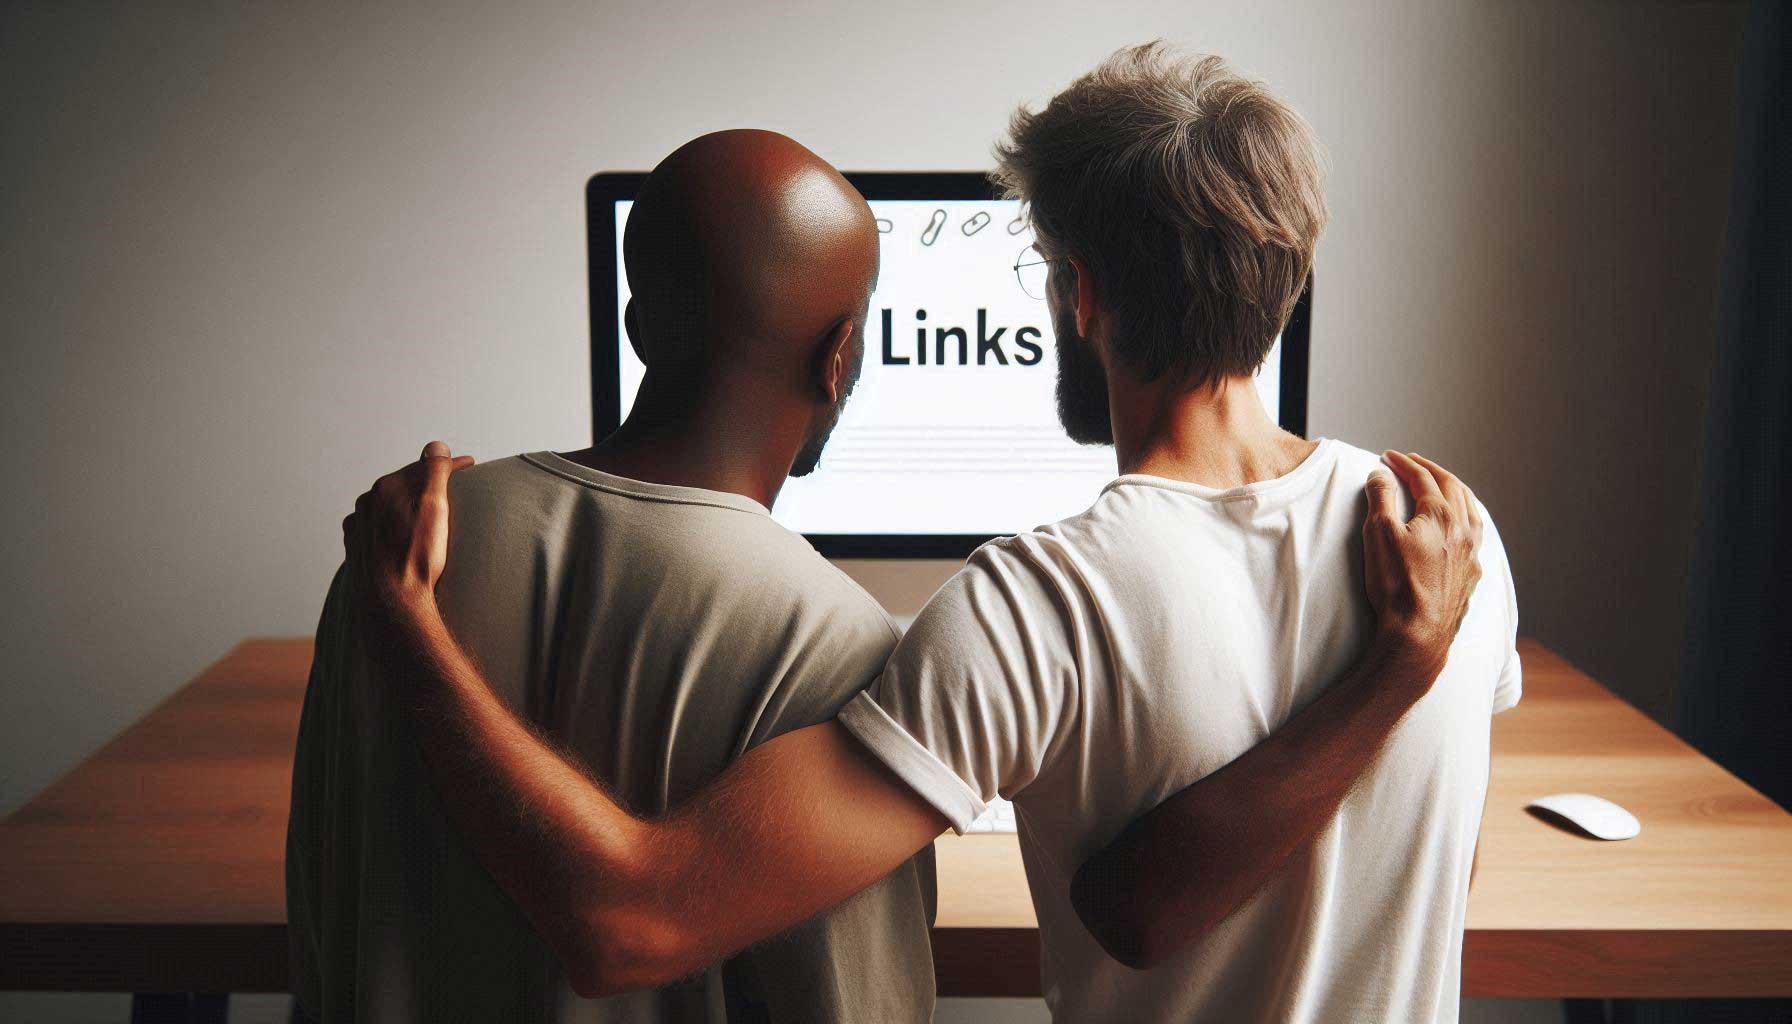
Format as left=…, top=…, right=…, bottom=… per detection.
left=289, top=452, right=936, bottom=1024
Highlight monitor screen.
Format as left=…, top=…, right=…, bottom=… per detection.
left=588, top=173, right=1309, bottom=558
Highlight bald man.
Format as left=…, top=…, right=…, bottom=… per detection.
left=286, top=130, right=935, bottom=1023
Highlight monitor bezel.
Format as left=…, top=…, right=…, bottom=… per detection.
left=587, top=170, right=1311, bottom=559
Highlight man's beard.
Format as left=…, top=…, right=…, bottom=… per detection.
left=790, top=398, right=843, bottom=477
left=1053, top=304, right=1114, bottom=445
left=791, top=335, right=865, bottom=478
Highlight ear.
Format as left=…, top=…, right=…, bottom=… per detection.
left=1068, top=256, right=1098, bottom=342
left=623, top=300, right=646, bottom=362
left=816, top=316, right=855, bottom=404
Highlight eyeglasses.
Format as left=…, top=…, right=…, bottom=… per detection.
left=1013, top=243, right=1063, bottom=301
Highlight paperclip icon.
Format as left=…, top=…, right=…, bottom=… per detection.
left=921, top=209, right=947, bottom=246
left=961, top=211, right=991, bottom=236
left=1007, top=212, right=1027, bottom=235
left=875, top=218, right=893, bottom=234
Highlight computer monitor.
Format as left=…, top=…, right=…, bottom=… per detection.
left=587, top=171, right=1311, bottom=558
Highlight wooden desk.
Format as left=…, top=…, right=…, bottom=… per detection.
left=932, top=640, right=1792, bottom=998
left=3, top=639, right=1791, bottom=1006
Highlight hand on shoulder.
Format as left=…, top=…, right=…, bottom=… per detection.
left=1361, top=451, right=1485, bottom=685
left=340, top=440, right=476, bottom=632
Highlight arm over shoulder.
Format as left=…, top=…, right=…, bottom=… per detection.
left=837, top=538, right=1080, bottom=833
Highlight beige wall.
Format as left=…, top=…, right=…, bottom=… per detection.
left=0, top=1, right=1742, bottom=1020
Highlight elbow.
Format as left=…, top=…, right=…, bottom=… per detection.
left=1085, top=923, right=1156, bottom=972
left=1070, top=858, right=1154, bottom=970
left=1079, top=918, right=1166, bottom=973
left=1070, top=859, right=1208, bottom=972
left=562, top=906, right=697, bottom=1000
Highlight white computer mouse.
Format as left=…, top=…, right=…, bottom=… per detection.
left=1526, top=793, right=1641, bottom=841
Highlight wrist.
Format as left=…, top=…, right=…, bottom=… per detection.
left=361, top=583, right=457, bottom=698
left=1367, top=624, right=1450, bottom=697
left=367, top=576, right=442, bottom=638
left=389, top=583, right=442, bottom=633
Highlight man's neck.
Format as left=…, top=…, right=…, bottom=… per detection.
left=1109, top=371, right=1317, bottom=489
left=560, top=383, right=803, bottom=510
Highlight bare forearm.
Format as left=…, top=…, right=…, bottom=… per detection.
left=1071, top=634, right=1443, bottom=968
left=366, top=597, right=943, bottom=997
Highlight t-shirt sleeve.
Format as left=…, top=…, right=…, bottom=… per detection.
left=1480, top=507, right=1523, bottom=714
left=738, top=586, right=902, bottom=751
left=837, top=539, right=1079, bottom=834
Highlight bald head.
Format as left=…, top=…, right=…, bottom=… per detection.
left=623, top=130, right=879, bottom=376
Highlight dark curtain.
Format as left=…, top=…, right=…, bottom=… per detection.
left=1677, top=0, right=1792, bottom=810
left=1619, top=2, right=1792, bottom=1023
left=1680, top=0, right=1792, bottom=806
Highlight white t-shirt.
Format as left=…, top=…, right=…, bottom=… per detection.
left=839, top=438, right=1520, bottom=1023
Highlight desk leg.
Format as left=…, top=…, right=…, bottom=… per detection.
left=131, top=993, right=228, bottom=1024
